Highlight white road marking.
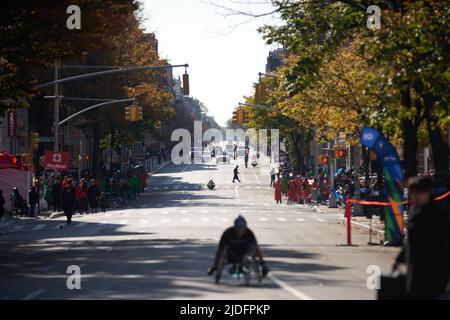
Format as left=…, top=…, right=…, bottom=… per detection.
left=140, top=219, right=149, bottom=225
left=296, top=218, right=306, bottom=222
left=251, top=166, right=260, bottom=184
left=220, top=218, right=229, bottom=222
left=32, top=224, right=46, bottom=231
left=201, top=218, right=210, bottom=222
left=162, top=219, right=170, bottom=223
left=22, top=289, right=46, bottom=300
left=259, top=218, right=268, bottom=222
left=277, top=218, right=287, bottom=222
left=316, top=218, right=327, bottom=223
left=182, top=218, right=190, bottom=223
left=75, top=222, right=88, bottom=228
left=268, top=274, right=313, bottom=300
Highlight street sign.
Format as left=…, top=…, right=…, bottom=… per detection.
left=44, top=151, right=70, bottom=170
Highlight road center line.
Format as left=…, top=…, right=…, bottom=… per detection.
left=22, top=288, right=46, bottom=300
left=268, top=274, right=313, bottom=300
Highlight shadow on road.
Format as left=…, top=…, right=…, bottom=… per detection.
left=0, top=231, right=345, bottom=299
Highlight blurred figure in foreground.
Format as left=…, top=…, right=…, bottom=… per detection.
left=394, top=176, right=450, bottom=299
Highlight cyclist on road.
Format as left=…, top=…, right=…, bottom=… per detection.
left=208, top=215, right=269, bottom=283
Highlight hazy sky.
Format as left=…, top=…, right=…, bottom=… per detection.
left=141, top=0, right=279, bottom=126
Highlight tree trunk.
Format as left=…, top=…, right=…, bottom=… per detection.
left=401, top=87, right=419, bottom=179
left=292, top=132, right=307, bottom=174
left=402, top=119, right=418, bottom=179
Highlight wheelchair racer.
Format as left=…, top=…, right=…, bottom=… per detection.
left=207, top=215, right=269, bottom=283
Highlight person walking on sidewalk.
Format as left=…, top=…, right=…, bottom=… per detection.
left=232, top=165, right=241, bottom=183
left=274, top=179, right=282, bottom=204
left=51, top=178, right=62, bottom=212
left=62, top=180, right=76, bottom=224
left=269, top=168, right=276, bottom=188
left=87, top=179, right=99, bottom=213
left=244, top=150, right=249, bottom=168
left=28, top=186, right=39, bottom=217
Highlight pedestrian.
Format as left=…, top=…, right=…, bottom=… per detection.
left=75, top=179, right=88, bottom=214
left=269, top=167, right=276, bottom=188
left=274, top=179, right=282, bottom=204
left=287, top=178, right=297, bottom=205
left=244, top=151, right=249, bottom=168
left=51, top=178, right=62, bottom=212
left=28, top=186, right=39, bottom=217
left=232, top=165, right=240, bottom=183
left=0, top=189, right=5, bottom=220
left=98, top=192, right=108, bottom=213
left=119, top=178, right=128, bottom=207
left=282, top=174, right=289, bottom=196
left=87, top=179, right=99, bottom=213
left=393, top=176, right=450, bottom=299
left=62, top=180, right=76, bottom=224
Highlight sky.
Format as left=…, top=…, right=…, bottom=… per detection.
left=141, top=0, right=279, bottom=127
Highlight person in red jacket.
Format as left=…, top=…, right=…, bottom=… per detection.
left=287, top=178, right=297, bottom=204
left=274, top=180, right=282, bottom=204
left=75, top=179, right=88, bottom=214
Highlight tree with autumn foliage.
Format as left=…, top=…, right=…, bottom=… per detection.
left=226, top=0, right=449, bottom=179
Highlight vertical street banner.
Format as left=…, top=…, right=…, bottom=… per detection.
left=44, top=151, right=70, bottom=170
left=360, top=127, right=405, bottom=246
left=7, top=109, right=16, bottom=137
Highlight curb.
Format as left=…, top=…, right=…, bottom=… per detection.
left=148, top=160, right=171, bottom=176
left=339, top=217, right=385, bottom=234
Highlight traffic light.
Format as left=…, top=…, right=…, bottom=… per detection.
left=136, top=105, right=143, bottom=121
left=255, top=81, right=268, bottom=104
left=125, top=106, right=131, bottom=121
left=232, top=110, right=238, bottom=124
left=183, top=72, right=190, bottom=96
left=12, top=154, right=24, bottom=166
left=255, top=83, right=262, bottom=103
left=334, top=146, right=346, bottom=158
left=319, top=155, right=329, bottom=165
left=125, top=105, right=143, bottom=121
left=29, top=132, right=39, bottom=152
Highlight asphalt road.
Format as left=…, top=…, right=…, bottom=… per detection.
left=0, top=156, right=400, bottom=300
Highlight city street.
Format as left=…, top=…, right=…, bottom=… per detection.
left=0, top=157, right=400, bottom=300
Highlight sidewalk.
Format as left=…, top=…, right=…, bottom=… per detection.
left=37, top=160, right=172, bottom=220
left=313, top=204, right=387, bottom=239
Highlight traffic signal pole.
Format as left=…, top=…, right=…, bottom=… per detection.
left=36, top=63, right=189, bottom=153
left=58, top=99, right=135, bottom=126
left=53, top=61, right=60, bottom=152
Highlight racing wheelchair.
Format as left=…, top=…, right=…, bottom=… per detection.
left=214, top=245, right=263, bottom=286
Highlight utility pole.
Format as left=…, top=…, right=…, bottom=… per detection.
left=53, top=60, right=60, bottom=152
